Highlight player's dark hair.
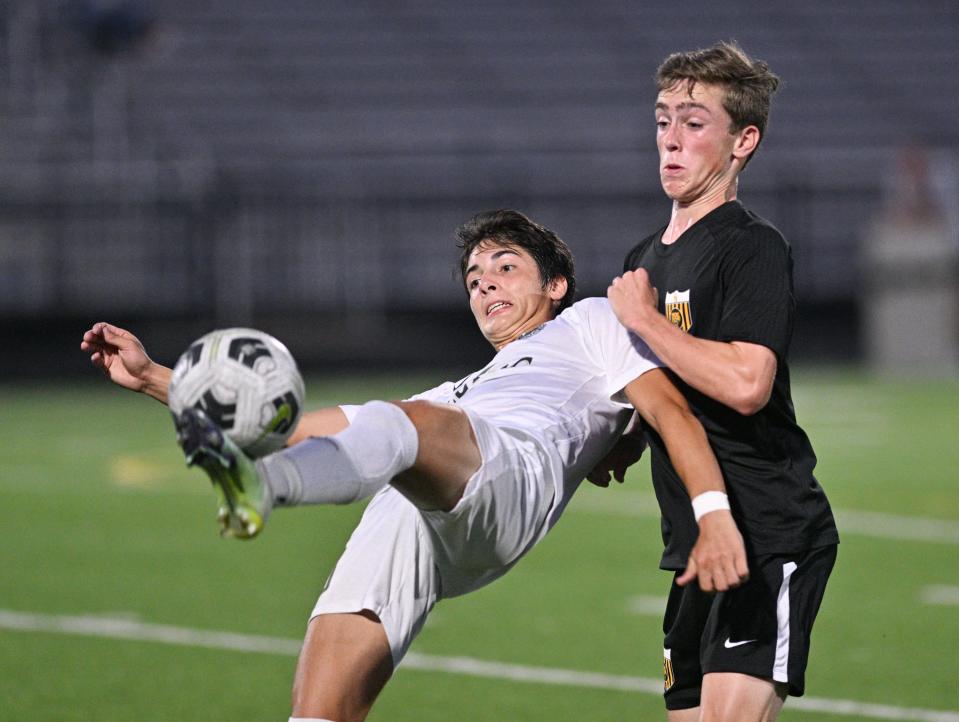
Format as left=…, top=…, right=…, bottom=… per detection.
left=656, top=41, right=780, bottom=165
left=456, top=209, right=576, bottom=312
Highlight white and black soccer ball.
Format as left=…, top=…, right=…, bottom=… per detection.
left=168, top=328, right=305, bottom=458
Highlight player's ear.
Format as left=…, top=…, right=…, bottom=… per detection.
left=547, top=276, right=568, bottom=304
left=732, top=125, right=760, bottom=163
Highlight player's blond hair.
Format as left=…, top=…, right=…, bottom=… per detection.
left=657, top=41, right=781, bottom=164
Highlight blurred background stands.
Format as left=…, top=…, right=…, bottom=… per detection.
left=1, top=0, right=957, bottom=375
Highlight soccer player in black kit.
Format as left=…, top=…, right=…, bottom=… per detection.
left=607, top=42, right=839, bottom=721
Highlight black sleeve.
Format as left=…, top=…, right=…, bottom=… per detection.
left=717, top=227, right=794, bottom=360
left=622, top=234, right=655, bottom=273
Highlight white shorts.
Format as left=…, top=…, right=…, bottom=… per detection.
left=310, top=410, right=557, bottom=664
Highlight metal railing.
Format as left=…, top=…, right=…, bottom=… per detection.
left=0, top=180, right=883, bottom=326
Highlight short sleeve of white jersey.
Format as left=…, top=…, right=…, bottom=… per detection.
left=337, top=381, right=456, bottom=424
left=338, top=404, right=363, bottom=423
left=406, top=381, right=457, bottom=404
left=559, top=297, right=662, bottom=399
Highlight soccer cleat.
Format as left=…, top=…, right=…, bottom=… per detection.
left=174, top=407, right=271, bottom=539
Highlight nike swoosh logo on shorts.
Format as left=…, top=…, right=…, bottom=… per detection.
left=723, top=638, right=756, bottom=649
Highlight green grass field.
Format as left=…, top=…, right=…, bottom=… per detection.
left=1, top=370, right=958, bottom=721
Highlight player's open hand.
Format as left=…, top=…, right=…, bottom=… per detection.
left=585, top=428, right=647, bottom=487
left=607, top=270, right=659, bottom=333
left=80, top=322, right=154, bottom=393
left=676, top=509, right=749, bottom=593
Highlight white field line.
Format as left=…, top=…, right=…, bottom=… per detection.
left=921, top=585, right=959, bottom=605
left=2, top=610, right=959, bottom=722
left=570, top=492, right=959, bottom=545
left=625, top=594, right=667, bottom=616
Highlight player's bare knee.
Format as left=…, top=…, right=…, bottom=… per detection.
left=394, top=401, right=479, bottom=468
left=700, top=674, right=785, bottom=722
left=389, top=401, right=479, bottom=511
left=393, top=399, right=461, bottom=435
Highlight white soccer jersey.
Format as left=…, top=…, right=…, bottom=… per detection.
left=318, top=298, right=664, bottom=659
left=408, top=296, right=661, bottom=526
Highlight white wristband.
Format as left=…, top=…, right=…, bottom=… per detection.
left=691, top=491, right=730, bottom=522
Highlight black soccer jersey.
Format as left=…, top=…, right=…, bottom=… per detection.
left=623, top=200, right=838, bottom=569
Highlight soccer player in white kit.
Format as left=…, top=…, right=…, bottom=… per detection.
left=81, top=209, right=748, bottom=722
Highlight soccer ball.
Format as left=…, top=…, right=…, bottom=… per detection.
left=168, top=328, right=305, bottom=458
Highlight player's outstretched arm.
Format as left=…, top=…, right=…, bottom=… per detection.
left=81, top=321, right=357, bottom=444
left=624, top=369, right=749, bottom=592
left=80, top=322, right=172, bottom=404
left=608, top=270, right=777, bottom=415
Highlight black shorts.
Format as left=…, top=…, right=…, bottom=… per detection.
left=662, top=545, right=837, bottom=711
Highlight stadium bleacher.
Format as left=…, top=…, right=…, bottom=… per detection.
left=1, top=0, right=957, bottom=368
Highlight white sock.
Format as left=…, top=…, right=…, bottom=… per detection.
left=258, top=400, right=419, bottom=506
left=289, top=718, right=335, bottom=721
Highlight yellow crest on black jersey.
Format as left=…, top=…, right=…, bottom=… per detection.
left=663, top=648, right=675, bottom=691
left=665, top=289, right=692, bottom=332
